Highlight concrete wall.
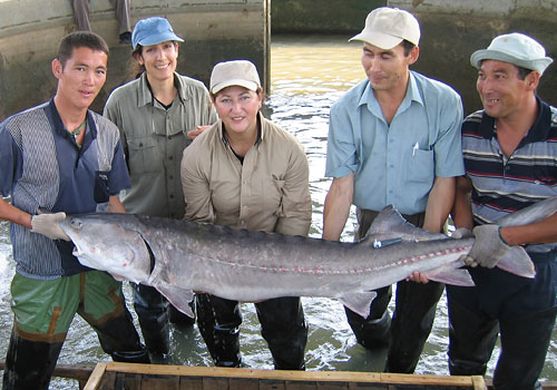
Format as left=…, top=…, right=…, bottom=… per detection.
left=0, top=0, right=269, bottom=119
left=271, top=0, right=557, bottom=113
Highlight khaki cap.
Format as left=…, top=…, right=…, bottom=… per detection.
left=210, top=60, right=261, bottom=94
left=349, top=7, right=420, bottom=49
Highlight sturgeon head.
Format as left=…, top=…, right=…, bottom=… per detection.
left=59, top=214, right=152, bottom=284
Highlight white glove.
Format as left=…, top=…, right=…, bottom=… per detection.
left=31, top=212, right=70, bottom=241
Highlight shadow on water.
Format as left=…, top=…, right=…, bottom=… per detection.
left=0, top=35, right=555, bottom=388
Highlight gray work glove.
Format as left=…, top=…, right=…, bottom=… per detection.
left=31, top=212, right=70, bottom=241
left=461, top=224, right=510, bottom=268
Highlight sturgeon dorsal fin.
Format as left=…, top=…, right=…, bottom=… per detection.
left=361, top=206, right=445, bottom=244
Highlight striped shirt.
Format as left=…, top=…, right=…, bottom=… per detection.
left=0, top=100, right=130, bottom=279
left=462, top=97, right=557, bottom=252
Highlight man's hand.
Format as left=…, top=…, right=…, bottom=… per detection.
left=186, top=125, right=211, bottom=140
left=451, top=227, right=473, bottom=239
left=31, top=212, right=70, bottom=241
left=461, top=224, right=510, bottom=268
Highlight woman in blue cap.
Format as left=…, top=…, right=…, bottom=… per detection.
left=104, top=16, right=217, bottom=363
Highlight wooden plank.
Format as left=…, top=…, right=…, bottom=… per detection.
left=316, top=381, right=349, bottom=390
left=285, top=380, right=317, bottom=390
left=84, top=362, right=493, bottom=389
left=259, top=379, right=286, bottom=390
left=471, top=376, right=488, bottom=390
left=202, top=376, right=230, bottom=390
left=229, top=377, right=259, bottom=390
left=380, top=373, right=476, bottom=387
left=180, top=376, right=204, bottom=390
left=116, top=372, right=142, bottom=390
left=83, top=363, right=107, bottom=390
left=142, top=374, right=180, bottom=389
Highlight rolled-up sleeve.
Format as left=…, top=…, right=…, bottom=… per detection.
left=275, top=143, right=312, bottom=237
left=325, top=101, right=360, bottom=179
left=433, top=91, right=465, bottom=178
left=181, top=141, right=215, bottom=223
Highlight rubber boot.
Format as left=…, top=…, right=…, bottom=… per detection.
left=133, top=283, right=170, bottom=362
left=92, top=305, right=151, bottom=364
left=3, top=329, right=64, bottom=390
left=196, top=294, right=242, bottom=367
left=256, top=297, right=307, bottom=370
left=386, top=280, right=445, bottom=373
left=345, top=286, right=392, bottom=350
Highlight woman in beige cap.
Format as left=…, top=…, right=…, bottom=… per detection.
left=104, top=16, right=217, bottom=363
left=181, top=59, right=311, bottom=369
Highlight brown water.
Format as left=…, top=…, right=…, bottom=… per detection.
left=0, top=34, right=555, bottom=387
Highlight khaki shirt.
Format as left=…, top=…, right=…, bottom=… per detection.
left=181, top=113, right=311, bottom=236
left=104, top=72, right=217, bottom=218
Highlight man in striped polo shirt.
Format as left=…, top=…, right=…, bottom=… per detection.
left=448, top=33, right=557, bottom=388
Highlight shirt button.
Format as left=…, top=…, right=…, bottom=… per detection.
left=167, top=136, right=172, bottom=140
left=169, top=156, right=174, bottom=160
left=170, top=194, right=174, bottom=199
left=169, top=175, right=174, bottom=180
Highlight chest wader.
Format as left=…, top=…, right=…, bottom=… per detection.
left=133, top=283, right=171, bottom=363
left=196, top=293, right=243, bottom=367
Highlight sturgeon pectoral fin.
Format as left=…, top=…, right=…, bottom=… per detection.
left=496, top=246, right=536, bottom=279
left=339, top=291, right=378, bottom=318
left=155, top=284, right=195, bottom=318
left=426, top=268, right=475, bottom=286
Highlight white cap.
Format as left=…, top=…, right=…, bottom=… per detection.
left=210, top=60, right=262, bottom=94
left=349, top=7, right=420, bottom=49
left=470, top=33, right=553, bottom=75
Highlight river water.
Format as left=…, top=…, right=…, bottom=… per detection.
left=0, top=35, right=555, bottom=388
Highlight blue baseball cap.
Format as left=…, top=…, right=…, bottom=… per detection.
left=131, top=17, right=184, bottom=50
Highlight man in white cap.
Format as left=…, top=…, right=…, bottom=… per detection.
left=322, top=7, right=464, bottom=373
left=448, top=32, right=557, bottom=388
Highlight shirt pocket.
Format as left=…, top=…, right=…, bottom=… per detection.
left=405, top=148, right=434, bottom=185
left=270, top=175, right=286, bottom=217
left=126, top=137, right=162, bottom=175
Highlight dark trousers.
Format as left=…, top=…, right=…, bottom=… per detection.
left=344, top=209, right=444, bottom=373
left=447, top=251, right=557, bottom=389
left=196, top=293, right=307, bottom=369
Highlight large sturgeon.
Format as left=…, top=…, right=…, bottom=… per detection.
left=59, top=198, right=557, bottom=318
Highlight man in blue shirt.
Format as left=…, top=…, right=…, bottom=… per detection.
left=0, top=31, right=149, bottom=389
left=323, top=7, right=464, bottom=373
left=449, top=33, right=557, bottom=389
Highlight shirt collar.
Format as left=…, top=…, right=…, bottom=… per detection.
left=220, top=112, right=264, bottom=147
left=137, top=72, right=188, bottom=108
left=478, top=96, right=552, bottom=144
left=358, top=71, right=424, bottom=114
left=46, top=98, right=97, bottom=147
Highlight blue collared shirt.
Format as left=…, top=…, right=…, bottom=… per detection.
left=325, top=71, right=465, bottom=215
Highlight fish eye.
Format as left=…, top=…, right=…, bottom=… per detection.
left=70, top=219, right=83, bottom=230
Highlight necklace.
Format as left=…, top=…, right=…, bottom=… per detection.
left=70, top=119, right=86, bottom=138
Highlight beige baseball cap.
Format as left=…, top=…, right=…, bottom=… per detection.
left=470, top=33, right=553, bottom=75
left=210, top=60, right=262, bottom=94
left=349, top=7, right=420, bottom=50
